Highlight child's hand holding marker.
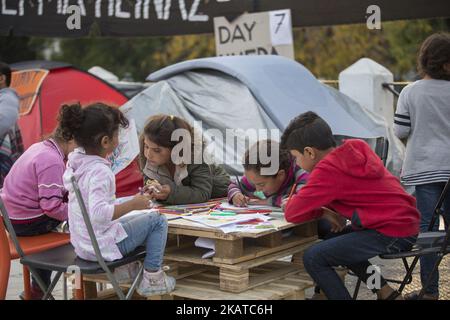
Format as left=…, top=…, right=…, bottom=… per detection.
left=151, top=184, right=171, bottom=201
left=232, top=192, right=250, bottom=207
left=143, top=179, right=162, bottom=194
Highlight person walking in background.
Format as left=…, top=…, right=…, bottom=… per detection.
left=0, top=61, right=23, bottom=187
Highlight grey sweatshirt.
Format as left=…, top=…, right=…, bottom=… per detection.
left=394, top=79, right=450, bottom=185
left=0, top=87, right=20, bottom=138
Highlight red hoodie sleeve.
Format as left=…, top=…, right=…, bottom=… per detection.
left=285, top=165, right=339, bottom=224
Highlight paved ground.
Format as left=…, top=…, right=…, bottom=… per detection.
left=6, top=254, right=450, bottom=300
left=6, top=261, right=65, bottom=300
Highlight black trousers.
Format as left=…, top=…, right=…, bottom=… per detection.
left=12, top=216, right=62, bottom=290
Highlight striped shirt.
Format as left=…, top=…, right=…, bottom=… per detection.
left=394, top=79, right=450, bottom=186
left=228, top=160, right=309, bottom=207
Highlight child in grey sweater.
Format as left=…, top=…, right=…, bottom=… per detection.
left=394, top=32, right=450, bottom=300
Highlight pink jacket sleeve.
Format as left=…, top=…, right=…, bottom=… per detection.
left=37, top=165, right=68, bottom=221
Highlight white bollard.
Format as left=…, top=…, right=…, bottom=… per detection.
left=339, top=58, right=394, bottom=124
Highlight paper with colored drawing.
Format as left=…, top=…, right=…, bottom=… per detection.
left=118, top=209, right=181, bottom=221
left=218, top=202, right=283, bottom=212
left=220, top=217, right=277, bottom=234
left=108, top=105, right=140, bottom=175
left=181, top=213, right=269, bottom=228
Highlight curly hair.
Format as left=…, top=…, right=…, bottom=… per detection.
left=57, top=102, right=128, bottom=153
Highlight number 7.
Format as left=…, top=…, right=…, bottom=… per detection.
left=274, top=13, right=286, bottom=33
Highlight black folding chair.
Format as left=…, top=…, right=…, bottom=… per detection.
left=352, top=176, right=450, bottom=300
left=1, top=176, right=145, bottom=300
left=375, top=137, right=389, bottom=167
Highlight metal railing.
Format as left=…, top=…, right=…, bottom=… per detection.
left=319, top=80, right=412, bottom=97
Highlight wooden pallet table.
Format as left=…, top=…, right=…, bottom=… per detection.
left=82, top=213, right=319, bottom=299
left=87, top=262, right=315, bottom=300
left=163, top=216, right=318, bottom=293
left=151, top=262, right=315, bottom=300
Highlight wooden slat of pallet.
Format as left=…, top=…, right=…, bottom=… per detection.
left=165, top=235, right=317, bottom=266
left=220, top=262, right=299, bottom=293
left=90, top=287, right=147, bottom=300
left=165, top=238, right=317, bottom=272
left=214, top=235, right=317, bottom=264
left=164, top=267, right=314, bottom=300
left=215, top=238, right=244, bottom=260
left=168, top=226, right=238, bottom=240
left=225, top=239, right=318, bottom=271
left=92, top=288, right=119, bottom=300
left=168, top=218, right=316, bottom=240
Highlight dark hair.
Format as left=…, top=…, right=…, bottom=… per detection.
left=281, top=111, right=336, bottom=153
left=418, top=33, right=450, bottom=80
left=243, top=140, right=292, bottom=177
left=139, top=114, right=200, bottom=168
left=58, top=102, right=129, bottom=154
left=0, top=62, right=12, bottom=87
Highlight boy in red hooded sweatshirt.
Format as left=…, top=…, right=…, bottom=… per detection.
left=281, top=112, right=420, bottom=300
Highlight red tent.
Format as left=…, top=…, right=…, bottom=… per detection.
left=10, top=61, right=142, bottom=197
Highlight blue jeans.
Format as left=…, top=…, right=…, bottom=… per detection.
left=303, top=229, right=417, bottom=300
left=415, top=183, right=450, bottom=296
left=116, top=212, right=168, bottom=271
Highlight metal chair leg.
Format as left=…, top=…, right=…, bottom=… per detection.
left=26, top=265, right=55, bottom=300
left=397, top=256, right=420, bottom=295
left=42, top=271, right=62, bottom=300
left=126, top=265, right=144, bottom=300
left=353, top=278, right=361, bottom=300
left=105, top=269, right=126, bottom=300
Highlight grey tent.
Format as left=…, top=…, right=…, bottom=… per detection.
left=123, top=55, right=401, bottom=175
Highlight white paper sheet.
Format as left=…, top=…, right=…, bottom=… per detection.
left=194, top=237, right=216, bottom=258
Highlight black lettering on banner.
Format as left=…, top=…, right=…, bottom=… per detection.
left=219, top=26, right=230, bottom=44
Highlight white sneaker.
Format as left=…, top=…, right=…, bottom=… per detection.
left=113, top=261, right=141, bottom=285
left=137, top=266, right=176, bottom=297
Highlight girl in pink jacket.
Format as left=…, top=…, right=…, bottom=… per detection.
left=1, top=110, right=76, bottom=299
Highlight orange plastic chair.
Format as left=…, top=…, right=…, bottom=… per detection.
left=0, top=216, right=70, bottom=300
left=0, top=217, right=11, bottom=300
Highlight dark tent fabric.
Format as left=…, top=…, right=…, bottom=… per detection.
left=11, top=61, right=142, bottom=197
left=1, top=0, right=449, bottom=37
